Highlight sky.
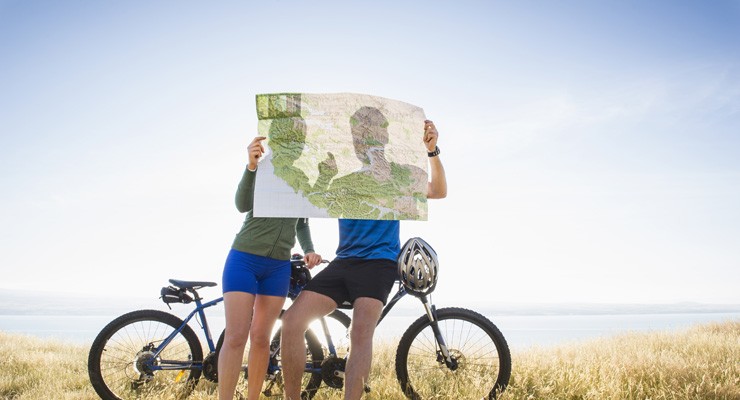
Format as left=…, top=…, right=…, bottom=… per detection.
left=1, top=0, right=739, bottom=306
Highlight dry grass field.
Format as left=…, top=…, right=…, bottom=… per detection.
left=1, top=321, right=737, bottom=400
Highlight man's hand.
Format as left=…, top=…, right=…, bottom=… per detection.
left=247, top=136, right=267, bottom=171
left=423, top=120, right=438, bottom=152
left=303, top=252, right=322, bottom=269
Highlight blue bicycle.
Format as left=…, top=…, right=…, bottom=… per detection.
left=87, top=257, right=350, bottom=400
left=88, top=252, right=511, bottom=399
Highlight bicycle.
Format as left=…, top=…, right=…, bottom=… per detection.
left=283, top=237, right=512, bottom=399
left=347, top=270, right=512, bottom=399
left=89, top=245, right=512, bottom=399
left=283, top=274, right=513, bottom=400
left=87, top=257, right=351, bottom=400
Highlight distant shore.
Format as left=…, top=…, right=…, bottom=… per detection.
left=1, top=287, right=738, bottom=316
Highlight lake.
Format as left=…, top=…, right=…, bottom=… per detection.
left=2, top=311, right=737, bottom=350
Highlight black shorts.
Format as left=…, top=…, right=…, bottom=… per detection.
left=303, top=258, right=398, bottom=308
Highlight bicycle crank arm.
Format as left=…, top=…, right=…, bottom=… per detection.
left=330, top=371, right=371, bottom=393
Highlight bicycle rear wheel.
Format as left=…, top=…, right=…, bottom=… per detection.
left=214, top=313, right=328, bottom=399
left=395, top=307, right=511, bottom=400
left=88, top=309, right=203, bottom=400
left=309, top=309, right=351, bottom=359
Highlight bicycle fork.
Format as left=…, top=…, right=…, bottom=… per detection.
left=420, top=296, right=458, bottom=371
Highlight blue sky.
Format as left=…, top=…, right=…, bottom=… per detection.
left=1, top=0, right=739, bottom=305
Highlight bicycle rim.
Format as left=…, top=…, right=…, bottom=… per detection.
left=395, top=307, right=511, bottom=400
left=267, top=327, right=326, bottom=399
left=309, top=310, right=351, bottom=359
left=89, top=310, right=203, bottom=400
left=217, top=322, right=325, bottom=399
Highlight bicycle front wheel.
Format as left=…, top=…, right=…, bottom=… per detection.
left=395, top=307, right=511, bottom=400
left=88, top=309, right=203, bottom=400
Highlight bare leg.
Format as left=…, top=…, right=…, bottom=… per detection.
left=245, top=294, right=286, bottom=400
left=218, top=291, right=256, bottom=400
left=281, top=291, right=337, bottom=400
left=344, top=297, right=383, bottom=400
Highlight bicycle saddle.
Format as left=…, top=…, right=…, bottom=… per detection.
left=168, top=279, right=217, bottom=290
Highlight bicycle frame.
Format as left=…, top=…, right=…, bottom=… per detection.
left=378, top=281, right=409, bottom=324
left=148, top=281, right=341, bottom=376
left=148, top=291, right=224, bottom=372
left=156, top=284, right=453, bottom=378
left=146, top=269, right=456, bottom=380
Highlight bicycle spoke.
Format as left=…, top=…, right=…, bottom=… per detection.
left=89, top=310, right=202, bottom=400
left=396, top=308, right=511, bottom=399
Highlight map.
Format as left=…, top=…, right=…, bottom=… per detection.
left=252, top=93, right=429, bottom=220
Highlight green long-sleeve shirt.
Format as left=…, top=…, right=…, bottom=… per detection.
left=231, top=167, right=315, bottom=260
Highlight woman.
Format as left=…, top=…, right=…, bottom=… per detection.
left=218, top=136, right=322, bottom=400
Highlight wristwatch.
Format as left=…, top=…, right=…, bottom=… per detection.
left=427, top=146, right=440, bottom=157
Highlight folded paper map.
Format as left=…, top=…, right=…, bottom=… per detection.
left=253, top=93, right=429, bottom=220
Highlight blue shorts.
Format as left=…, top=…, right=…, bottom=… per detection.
left=222, top=249, right=291, bottom=296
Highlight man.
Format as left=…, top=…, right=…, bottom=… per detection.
left=281, top=119, right=447, bottom=400
left=310, top=106, right=428, bottom=220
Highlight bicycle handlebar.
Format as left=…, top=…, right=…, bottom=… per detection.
left=290, top=255, right=330, bottom=268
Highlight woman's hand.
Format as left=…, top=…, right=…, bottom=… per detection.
left=303, top=252, right=322, bottom=269
left=247, top=136, right=267, bottom=171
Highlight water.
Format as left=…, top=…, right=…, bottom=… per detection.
left=374, top=312, right=740, bottom=349
left=2, top=311, right=737, bottom=350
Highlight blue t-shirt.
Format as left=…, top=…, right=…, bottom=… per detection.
left=335, top=219, right=400, bottom=261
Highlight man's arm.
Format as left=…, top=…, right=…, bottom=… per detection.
left=424, top=120, right=447, bottom=199
left=427, top=154, right=447, bottom=199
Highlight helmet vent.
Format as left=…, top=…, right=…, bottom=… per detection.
left=397, top=237, right=439, bottom=297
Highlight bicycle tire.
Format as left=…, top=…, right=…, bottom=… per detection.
left=214, top=311, right=337, bottom=399
left=88, top=309, right=203, bottom=400
left=310, top=310, right=351, bottom=357
left=395, top=307, right=511, bottom=400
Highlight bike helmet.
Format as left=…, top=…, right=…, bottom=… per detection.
left=397, top=237, right=439, bottom=297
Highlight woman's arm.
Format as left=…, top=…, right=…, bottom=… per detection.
left=234, top=167, right=256, bottom=213
left=234, top=136, right=267, bottom=213
left=296, top=218, right=321, bottom=268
